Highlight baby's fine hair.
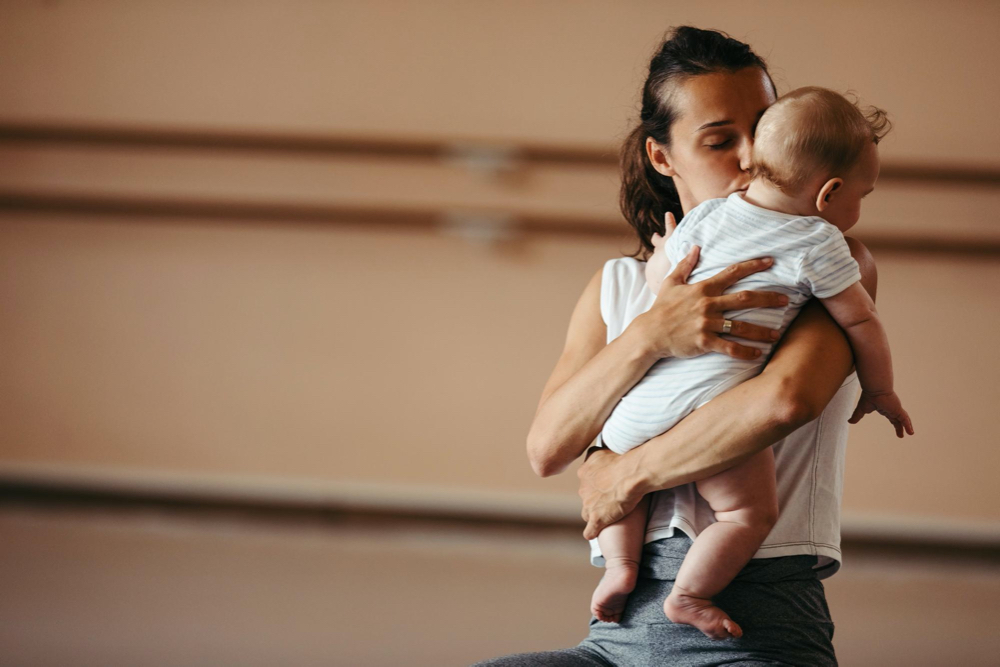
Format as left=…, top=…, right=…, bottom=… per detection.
left=750, top=87, right=891, bottom=193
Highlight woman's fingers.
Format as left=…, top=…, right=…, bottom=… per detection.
left=703, top=257, right=774, bottom=293
left=712, top=318, right=781, bottom=343
left=583, top=516, right=604, bottom=541
left=711, top=290, right=789, bottom=313
left=663, top=245, right=700, bottom=286
left=708, top=337, right=763, bottom=361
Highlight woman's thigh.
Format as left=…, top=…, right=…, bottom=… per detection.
left=470, top=646, right=612, bottom=666
left=473, top=571, right=834, bottom=666
left=474, top=548, right=836, bottom=667
left=577, top=570, right=836, bottom=667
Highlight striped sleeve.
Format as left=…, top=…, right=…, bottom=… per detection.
left=798, top=227, right=861, bottom=299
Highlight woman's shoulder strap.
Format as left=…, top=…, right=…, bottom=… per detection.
left=601, top=256, right=645, bottom=330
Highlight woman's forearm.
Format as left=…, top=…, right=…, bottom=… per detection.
left=529, top=250, right=789, bottom=478
left=619, top=300, right=856, bottom=498
left=527, top=316, right=660, bottom=476
left=578, top=239, right=877, bottom=539
left=600, top=238, right=877, bottom=503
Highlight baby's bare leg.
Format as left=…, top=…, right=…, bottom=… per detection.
left=590, top=493, right=651, bottom=623
left=663, top=448, right=778, bottom=639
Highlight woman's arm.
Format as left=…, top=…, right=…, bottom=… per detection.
left=525, top=266, right=657, bottom=477
left=527, top=248, right=787, bottom=477
left=578, top=237, right=878, bottom=539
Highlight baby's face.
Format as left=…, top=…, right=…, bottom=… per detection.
left=645, top=231, right=672, bottom=294
left=821, top=142, right=881, bottom=233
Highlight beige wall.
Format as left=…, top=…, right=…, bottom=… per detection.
left=2, top=0, right=997, bottom=163
left=2, top=1, right=999, bottom=527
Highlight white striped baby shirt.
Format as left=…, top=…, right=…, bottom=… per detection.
left=600, top=191, right=861, bottom=455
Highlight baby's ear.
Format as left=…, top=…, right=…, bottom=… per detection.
left=815, top=178, right=843, bottom=211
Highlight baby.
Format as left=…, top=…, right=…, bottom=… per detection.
left=589, top=87, right=914, bottom=638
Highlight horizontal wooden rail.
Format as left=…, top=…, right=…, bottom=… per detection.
left=0, top=191, right=616, bottom=237
left=2, top=190, right=999, bottom=257
left=2, top=120, right=999, bottom=186
left=2, top=476, right=998, bottom=566
left=0, top=121, right=615, bottom=167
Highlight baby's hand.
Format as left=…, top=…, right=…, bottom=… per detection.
left=849, top=390, right=914, bottom=438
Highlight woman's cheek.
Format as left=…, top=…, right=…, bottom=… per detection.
left=707, top=153, right=736, bottom=180
left=703, top=164, right=734, bottom=198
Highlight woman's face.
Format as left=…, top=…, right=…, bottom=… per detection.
left=647, top=67, right=776, bottom=214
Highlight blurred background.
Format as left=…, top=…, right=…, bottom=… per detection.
left=1, top=1, right=998, bottom=665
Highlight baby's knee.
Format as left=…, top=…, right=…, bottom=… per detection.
left=720, top=499, right=779, bottom=534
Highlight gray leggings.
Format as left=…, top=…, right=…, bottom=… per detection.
left=471, top=537, right=836, bottom=667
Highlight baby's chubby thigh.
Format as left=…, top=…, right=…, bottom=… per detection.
left=695, top=448, right=779, bottom=527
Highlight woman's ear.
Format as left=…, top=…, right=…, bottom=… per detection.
left=646, top=138, right=677, bottom=177
left=815, top=178, right=843, bottom=212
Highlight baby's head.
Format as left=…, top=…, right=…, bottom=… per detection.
left=750, top=87, right=891, bottom=232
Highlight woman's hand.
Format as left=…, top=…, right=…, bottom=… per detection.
left=578, top=447, right=641, bottom=540
left=638, top=213, right=790, bottom=361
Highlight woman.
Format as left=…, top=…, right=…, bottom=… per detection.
left=475, top=26, right=875, bottom=666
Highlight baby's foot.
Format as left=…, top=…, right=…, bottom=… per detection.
left=590, top=557, right=640, bottom=623
left=663, top=586, right=742, bottom=640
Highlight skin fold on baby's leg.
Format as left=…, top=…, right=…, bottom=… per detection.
left=591, top=493, right=651, bottom=623
left=663, top=447, right=779, bottom=640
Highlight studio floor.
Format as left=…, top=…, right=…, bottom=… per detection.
left=2, top=504, right=998, bottom=667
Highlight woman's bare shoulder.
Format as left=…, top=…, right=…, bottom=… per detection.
left=533, top=265, right=608, bottom=415
left=549, top=256, right=645, bottom=391
left=561, top=265, right=606, bottom=360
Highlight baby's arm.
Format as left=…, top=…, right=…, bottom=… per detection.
left=820, top=282, right=914, bottom=437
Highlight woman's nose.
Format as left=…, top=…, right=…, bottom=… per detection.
left=738, top=139, right=753, bottom=172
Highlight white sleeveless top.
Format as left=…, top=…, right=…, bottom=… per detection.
left=588, top=256, right=858, bottom=579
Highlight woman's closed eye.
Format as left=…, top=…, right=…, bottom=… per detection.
left=705, top=138, right=733, bottom=150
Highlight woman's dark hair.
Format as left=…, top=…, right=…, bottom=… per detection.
left=620, top=26, right=773, bottom=259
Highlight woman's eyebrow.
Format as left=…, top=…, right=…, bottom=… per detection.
left=694, top=120, right=733, bottom=132
left=695, top=109, right=769, bottom=133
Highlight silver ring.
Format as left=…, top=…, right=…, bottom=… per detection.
left=721, top=319, right=733, bottom=334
